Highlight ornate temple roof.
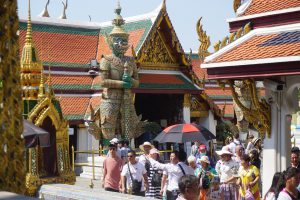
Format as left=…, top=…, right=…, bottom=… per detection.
left=238, top=0, right=300, bottom=17
left=18, top=2, right=211, bottom=123
left=202, top=23, right=300, bottom=79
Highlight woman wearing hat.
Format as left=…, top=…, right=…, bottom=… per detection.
left=195, top=156, right=217, bottom=200
left=215, top=146, right=239, bottom=200
left=145, top=148, right=163, bottom=199
left=138, top=141, right=154, bottom=166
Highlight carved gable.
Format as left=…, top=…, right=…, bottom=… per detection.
left=139, top=29, right=176, bottom=65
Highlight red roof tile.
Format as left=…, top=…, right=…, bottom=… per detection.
left=212, top=33, right=300, bottom=63
left=217, top=104, right=234, bottom=117
left=96, top=29, right=146, bottom=60
left=204, top=87, right=232, bottom=96
left=191, top=59, right=207, bottom=80
left=47, top=74, right=93, bottom=85
left=85, top=96, right=102, bottom=116
left=58, top=97, right=90, bottom=115
left=19, top=30, right=98, bottom=64
left=241, top=0, right=300, bottom=16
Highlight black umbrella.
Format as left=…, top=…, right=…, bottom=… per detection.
left=154, top=123, right=216, bottom=143
left=23, top=120, right=50, bottom=148
left=196, top=125, right=216, bottom=141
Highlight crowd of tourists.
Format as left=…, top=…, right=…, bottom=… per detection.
left=101, top=134, right=300, bottom=200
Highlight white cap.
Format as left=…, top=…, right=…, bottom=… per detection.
left=109, top=138, right=119, bottom=144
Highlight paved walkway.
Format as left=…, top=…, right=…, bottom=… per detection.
left=39, top=176, right=148, bottom=200
left=0, top=191, right=36, bottom=200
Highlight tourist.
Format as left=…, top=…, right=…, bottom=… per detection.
left=277, top=167, right=300, bottom=200
left=191, top=141, right=200, bottom=156
left=102, top=144, right=123, bottom=192
left=196, top=156, right=217, bottom=200
left=229, top=133, right=243, bottom=156
left=187, top=155, right=199, bottom=175
left=264, top=172, right=285, bottom=200
left=245, top=134, right=255, bottom=154
left=138, top=141, right=154, bottom=166
left=176, top=175, right=200, bottom=200
left=233, top=145, right=244, bottom=165
left=215, top=146, right=239, bottom=200
left=121, top=150, right=149, bottom=196
left=146, top=148, right=163, bottom=199
left=107, top=138, right=121, bottom=158
left=151, top=151, right=194, bottom=200
left=205, top=176, right=224, bottom=200
left=120, top=140, right=131, bottom=162
left=237, top=154, right=261, bottom=200
left=251, top=138, right=262, bottom=156
left=224, top=136, right=233, bottom=146
left=249, top=149, right=261, bottom=170
left=291, top=147, right=300, bottom=169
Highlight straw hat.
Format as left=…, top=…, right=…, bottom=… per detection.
left=199, top=156, right=210, bottom=164
left=252, top=137, right=261, bottom=146
left=216, top=146, right=233, bottom=156
left=139, top=141, right=154, bottom=152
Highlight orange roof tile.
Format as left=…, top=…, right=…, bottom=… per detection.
left=204, top=88, right=232, bottom=96
left=217, top=104, right=234, bottom=117
left=212, top=33, right=300, bottom=63
left=192, top=59, right=207, bottom=80
left=47, top=74, right=93, bottom=85
left=59, top=97, right=90, bottom=115
left=241, top=0, right=300, bottom=16
left=19, top=30, right=98, bottom=64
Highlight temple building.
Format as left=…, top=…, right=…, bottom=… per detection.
left=18, top=0, right=231, bottom=166
left=201, top=0, right=300, bottom=195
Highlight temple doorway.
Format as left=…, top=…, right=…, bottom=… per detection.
left=135, top=93, right=183, bottom=127
left=40, top=117, right=58, bottom=177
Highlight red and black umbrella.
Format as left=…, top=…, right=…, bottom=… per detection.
left=154, top=123, right=216, bottom=143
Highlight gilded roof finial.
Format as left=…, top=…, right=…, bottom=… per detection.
left=38, top=68, right=46, bottom=99
left=25, top=0, right=32, bottom=45
left=40, top=0, right=50, bottom=17
left=162, top=0, right=167, bottom=11
left=59, top=0, right=68, bottom=19
left=109, top=0, right=128, bottom=38
left=196, top=17, right=211, bottom=61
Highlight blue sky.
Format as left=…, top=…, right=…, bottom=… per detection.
left=18, top=0, right=235, bottom=52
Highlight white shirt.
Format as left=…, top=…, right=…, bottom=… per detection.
left=138, top=154, right=148, bottom=166
left=215, top=159, right=239, bottom=183
left=151, top=160, right=194, bottom=191
left=229, top=139, right=243, bottom=155
left=277, top=191, right=293, bottom=200
left=121, top=162, right=147, bottom=192
left=265, top=192, right=276, bottom=200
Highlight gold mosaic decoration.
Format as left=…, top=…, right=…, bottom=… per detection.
left=0, top=0, right=26, bottom=194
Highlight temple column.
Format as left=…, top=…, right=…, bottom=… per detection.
left=183, top=94, right=191, bottom=154
left=262, top=76, right=299, bottom=195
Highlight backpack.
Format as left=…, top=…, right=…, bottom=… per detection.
left=199, top=171, right=210, bottom=189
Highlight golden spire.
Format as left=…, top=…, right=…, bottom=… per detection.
left=38, top=68, right=46, bottom=99
left=25, top=0, right=33, bottom=45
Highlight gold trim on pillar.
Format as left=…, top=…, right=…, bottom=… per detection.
left=228, top=79, right=271, bottom=138
left=183, top=94, right=191, bottom=108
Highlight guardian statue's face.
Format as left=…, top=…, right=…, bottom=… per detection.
left=111, top=36, right=129, bottom=56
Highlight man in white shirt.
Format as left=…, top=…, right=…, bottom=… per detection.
left=138, top=141, right=154, bottom=166
left=121, top=150, right=148, bottom=196
left=229, top=133, right=243, bottom=155
left=150, top=151, right=194, bottom=200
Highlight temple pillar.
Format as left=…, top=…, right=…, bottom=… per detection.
left=262, top=76, right=299, bottom=195
left=183, top=94, right=191, bottom=155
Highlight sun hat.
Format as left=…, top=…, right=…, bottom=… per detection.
left=252, top=137, right=261, bottom=146
left=109, top=138, right=119, bottom=144
left=139, top=141, right=154, bottom=152
left=199, top=156, right=210, bottom=164
left=216, top=146, right=233, bottom=156
left=149, top=148, right=160, bottom=155
left=199, top=144, right=206, bottom=150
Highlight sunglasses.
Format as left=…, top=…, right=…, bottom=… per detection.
left=127, top=155, right=134, bottom=158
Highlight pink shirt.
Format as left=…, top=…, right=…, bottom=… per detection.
left=103, top=156, right=123, bottom=190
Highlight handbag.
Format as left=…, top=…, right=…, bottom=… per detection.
left=127, top=163, right=142, bottom=194
left=245, top=189, right=255, bottom=200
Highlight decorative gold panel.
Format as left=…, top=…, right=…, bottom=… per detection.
left=0, top=0, right=26, bottom=194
